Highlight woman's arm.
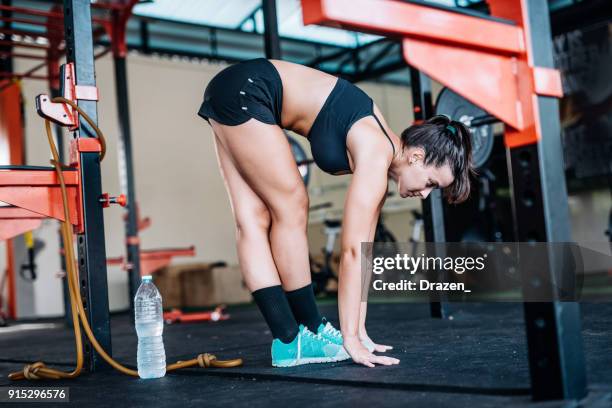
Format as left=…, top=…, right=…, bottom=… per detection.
left=339, top=155, right=399, bottom=367
left=357, top=195, right=393, bottom=353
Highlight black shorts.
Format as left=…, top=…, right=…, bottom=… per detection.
left=198, top=58, right=283, bottom=126
left=198, top=59, right=393, bottom=176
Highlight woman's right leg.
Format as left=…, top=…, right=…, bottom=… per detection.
left=211, top=120, right=348, bottom=365
left=213, top=132, right=298, bottom=344
left=213, top=132, right=278, bottom=291
left=211, top=119, right=312, bottom=291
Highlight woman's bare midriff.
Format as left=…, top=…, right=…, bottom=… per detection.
left=269, top=59, right=338, bottom=138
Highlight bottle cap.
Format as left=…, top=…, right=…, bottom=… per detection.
left=142, top=275, right=153, bottom=281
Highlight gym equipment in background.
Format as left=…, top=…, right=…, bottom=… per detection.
left=308, top=202, right=338, bottom=296
left=19, top=232, right=45, bottom=282
left=163, top=305, right=230, bottom=325
left=304, top=0, right=588, bottom=400
left=435, top=87, right=496, bottom=169
left=5, top=55, right=242, bottom=380
left=287, top=133, right=312, bottom=186
left=313, top=218, right=341, bottom=296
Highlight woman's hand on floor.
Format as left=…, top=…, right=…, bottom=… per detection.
left=343, top=334, right=400, bottom=368
left=359, top=331, right=393, bottom=353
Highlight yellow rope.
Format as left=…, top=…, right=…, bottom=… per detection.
left=8, top=98, right=242, bottom=381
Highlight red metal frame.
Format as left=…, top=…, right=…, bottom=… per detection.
left=0, top=61, right=127, bottom=240
left=0, top=16, right=61, bottom=28
left=107, top=246, right=196, bottom=277
left=36, top=63, right=99, bottom=130
left=163, top=306, right=230, bottom=325
left=0, top=82, right=23, bottom=165
left=0, top=216, right=43, bottom=241
left=105, top=1, right=139, bottom=58
left=301, top=0, right=564, bottom=148
left=0, top=81, right=25, bottom=320
left=0, top=169, right=81, bottom=234
left=0, top=1, right=136, bottom=83
left=0, top=1, right=137, bottom=319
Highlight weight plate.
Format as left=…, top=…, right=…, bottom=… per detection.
left=435, top=87, right=495, bottom=168
left=287, top=133, right=311, bottom=186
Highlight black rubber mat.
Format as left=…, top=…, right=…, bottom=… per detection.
left=1, top=302, right=611, bottom=407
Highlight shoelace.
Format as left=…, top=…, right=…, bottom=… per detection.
left=323, top=323, right=342, bottom=339
left=303, top=328, right=332, bottom=344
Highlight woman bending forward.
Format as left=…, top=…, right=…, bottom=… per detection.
left=198, top=58, right=474, bottom=368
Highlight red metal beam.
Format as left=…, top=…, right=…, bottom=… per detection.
left=0, top=4, right=63, bottom=19
left=301, top=0, right=563, bottom=146
left=0, top=169, right=80, bottom=225
left=108, top=246, right=196, bottom=276
left=0, top=169, right=78, bottom=185
left=301, top=0, right=524, bottom=55
left=0, top=72, right=50, bottom=80
left=0, top=82, right=24, bottom=320
left=106, top=0, right=139, bottom=57
left=0, top=82, right=23, bottom=166
left=0, top=219, right=42, bottom=241
left=91, top=1, right=135, bottom=11
left=0, top=207, right=46, bottom=219
left=139, top=247, right=197, bottom=260
left=0, top=16, right=61, bottom=28
left=0, top=206, right=44, bottom=241
left=401, top=38, right=534, bottom=131
left=0, top=51, right=47, bottom=60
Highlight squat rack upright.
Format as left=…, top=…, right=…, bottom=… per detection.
left=302, top=0, right=586, bottom=402
left=0, top=0, right=141, bottom=371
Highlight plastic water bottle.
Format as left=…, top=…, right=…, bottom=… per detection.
left=135, top=275, right=166, bottom=379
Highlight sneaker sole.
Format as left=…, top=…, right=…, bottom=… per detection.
left=272, top=355, right=349, bottom=367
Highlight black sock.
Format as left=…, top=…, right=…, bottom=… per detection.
left=285, top=283, right=323, bottom=333
left=252, top=285, right=299, bottom=343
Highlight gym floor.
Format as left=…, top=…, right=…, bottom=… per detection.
left=2, top=302, right=611, bottom=407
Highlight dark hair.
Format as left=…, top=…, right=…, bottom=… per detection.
left=400, top=115, right=476, bottom=204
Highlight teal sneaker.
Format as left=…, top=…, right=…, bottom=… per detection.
left=317, top=319, right=350, bottom=362
left=271, top=325, right=349, bottom=367
left=317, top=318, right=343, bottom=345
left=317, top=318, right=375, bottom=353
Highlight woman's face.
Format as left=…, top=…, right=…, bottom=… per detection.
left=396, top=147, right=454, bottom=199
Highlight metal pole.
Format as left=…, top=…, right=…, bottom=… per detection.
left=113, top=54, right=142, bottom=316
left=63, top=0, right=112, bottom=372
left=409, top=67, right=451, bottom=319
left=1, top=0, right=13, bottom=321
left=44, top=2, right=72, bottom=328
left=0, top=0, right=12, bottom=74
left=139, top=20, right=150, bottom=55
left=509, top=0, right=587, bottom=400
left=261, top=0, right=281, bottom=59
left=1, top=1, right=15, bottom=321
left=50, top=85, right=73, bottom=328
